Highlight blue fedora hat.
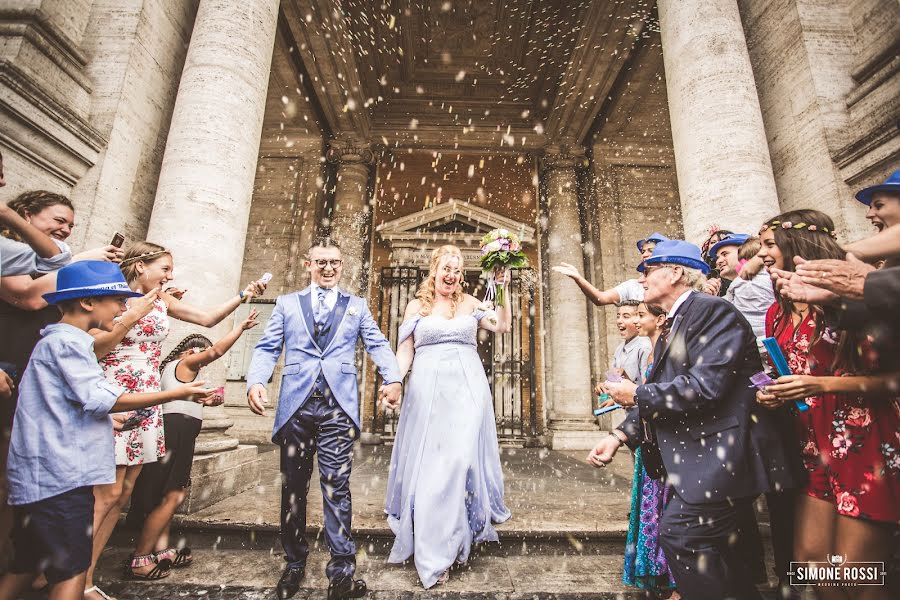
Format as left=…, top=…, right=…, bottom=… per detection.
left=636, top=232, right=670, bottom=252
left=637, top=240, right=710, bottom=275
left=707, top=233, right=751, bottom=260
left=43, top=261, right=143, bottom=305
left=855, top=170, right=900, bottom=205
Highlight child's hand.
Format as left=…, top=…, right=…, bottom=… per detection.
left=240, top=309, right=260, bottom=331
left=180, top=380, right=215, bottom=404
left=123, top=288, right=159, bottom=322
left=110, top=413, right=128, bottom=431
left=0, top=369, right=14, bottom=400
left=164, top=286, right=186, bottom=300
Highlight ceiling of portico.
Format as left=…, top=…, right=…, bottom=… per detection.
left=279, top=0, right=657, bottom=151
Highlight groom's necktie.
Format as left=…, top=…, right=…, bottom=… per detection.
left=315, top=288, right=330, bottom=338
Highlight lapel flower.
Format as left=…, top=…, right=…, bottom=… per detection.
left=347, top=306, right=358, bottom=316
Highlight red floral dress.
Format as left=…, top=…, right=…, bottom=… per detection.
left=765, top=304, right=900, bottom=524
left=101, top=298, right=169, bottom=466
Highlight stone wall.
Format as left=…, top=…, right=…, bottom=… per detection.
left=739, top=0, right=899, bottom=242
left=68, top=0, right=200, bottom=250
left=584, top=31, right=682, bottom=426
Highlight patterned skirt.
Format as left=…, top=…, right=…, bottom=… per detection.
left=623, top=447, right=676, bottom=592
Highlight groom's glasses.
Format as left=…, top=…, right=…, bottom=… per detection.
left=314, top=259, right=343, bottom=269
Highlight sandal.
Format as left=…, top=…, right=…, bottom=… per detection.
left=124, top=553, right=171, bottom=580
left=435, top=570, right=450, bottom=586
left=84, top=586, right=116, bottom=600
left=155, top=547, right=193, bottom=568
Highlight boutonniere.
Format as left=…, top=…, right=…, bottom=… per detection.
left=347, top=307, right=358, bottom=316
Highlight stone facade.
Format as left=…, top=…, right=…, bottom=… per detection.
left=1, top=0, right=896, bottom=454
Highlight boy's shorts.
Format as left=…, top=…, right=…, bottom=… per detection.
left=10, top=486, right=94, bottom=583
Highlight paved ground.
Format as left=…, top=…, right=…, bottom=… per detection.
left=23, top=447, right=797, bottom=598
left=171, top=446, right=635, bottom=538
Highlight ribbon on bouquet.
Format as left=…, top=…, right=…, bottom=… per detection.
left=482, top=269, right=507, bottom=307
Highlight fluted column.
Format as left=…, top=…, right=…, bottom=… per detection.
left=144, top=0, right=279, bottom=453
left=541, top=147, right=598, bottom=450
left=326, top=139, right=374, bottom=295
left=659, top=0, right=780, bottom=243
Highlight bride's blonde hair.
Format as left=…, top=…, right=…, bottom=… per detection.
left=416, top=245, right=465, bottom=317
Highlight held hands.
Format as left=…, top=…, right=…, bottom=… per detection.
left=379, top=382, right=403, bottom=411
left=587, top=435, right=621, bottom=468
left=597, top=379, right=638, bottom=407
left=247, top=383, right=268, bottom=416
left=74, top=244, right=125, bottom=263
left=551, top=262, right=582, bottom=280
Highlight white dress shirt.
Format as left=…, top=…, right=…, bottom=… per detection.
left=311, top=284, right=339, bottom=312
left=668, top=289, right=694, bottom=319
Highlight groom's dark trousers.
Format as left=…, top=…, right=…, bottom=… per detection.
left=279, top=387, right=357, bottom=580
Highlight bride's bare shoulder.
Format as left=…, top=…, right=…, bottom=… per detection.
left=404, top=298, right=422, bottom=318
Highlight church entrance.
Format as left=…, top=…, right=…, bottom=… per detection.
left=369, top=265, right=539, bottom=444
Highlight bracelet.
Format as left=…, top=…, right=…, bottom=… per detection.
left=238, top=290, right=245, bottom=300
left=609, top=430, right=627, bottom=445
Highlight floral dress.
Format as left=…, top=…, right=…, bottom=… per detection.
left=765, top=304, right=900, bottom=524
left=622, top=361, right=675, bottom=592
left=101, top=298, right=169, bottom=466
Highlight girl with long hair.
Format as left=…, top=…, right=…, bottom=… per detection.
left=756, top=209, right=899, bottom=599
left=83, top=242, right=266, bottom=598
left=385, top=244, right=512, bottom=588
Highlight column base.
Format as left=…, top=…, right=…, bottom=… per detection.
left=178, top=444, right=260, bottom=514
left=548, top=418, right=601, bottom=450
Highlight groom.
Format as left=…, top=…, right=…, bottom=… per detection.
left=246, top=238, right=402, bottom=600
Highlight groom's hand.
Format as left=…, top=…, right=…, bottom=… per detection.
left=247, top=383, right=268, bottom=415
left=380, top=382, right=403, bottom=409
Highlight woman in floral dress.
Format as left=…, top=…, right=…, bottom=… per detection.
left=756, top=210, right=899, bottom=597
left=82, top=242, right=266, bottom=597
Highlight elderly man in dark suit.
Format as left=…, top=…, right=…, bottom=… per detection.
left=589, top=240, right=801, bottom=600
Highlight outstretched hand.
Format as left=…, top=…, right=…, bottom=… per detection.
left=793, top=254, right=873, bottom=301
left=587, top=435, right=621, bottom=468
left=551, top=262, right=581, bottom=279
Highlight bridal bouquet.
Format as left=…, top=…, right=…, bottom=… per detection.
left=480, top=228, right=528, bottom=307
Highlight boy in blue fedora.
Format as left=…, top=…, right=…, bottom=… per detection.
left=0, top=261, right=215, bottom=600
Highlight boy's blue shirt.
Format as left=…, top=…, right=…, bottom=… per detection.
left=7, top=323, right=124, bottom=505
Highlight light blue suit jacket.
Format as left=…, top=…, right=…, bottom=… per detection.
left=246, top=286, right=401, bottom=441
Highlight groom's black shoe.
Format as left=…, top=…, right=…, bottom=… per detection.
left=276, top=565, right=305, bottom=599
left=327, top=576, right=367, bottom=600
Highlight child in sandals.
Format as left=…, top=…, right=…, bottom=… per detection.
left=123, top=309, right=259, bottom=578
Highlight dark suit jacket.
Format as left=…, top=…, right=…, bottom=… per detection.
left=620, top=292, right=802, bottom=504
left=833, top=266, right=900, bottom=371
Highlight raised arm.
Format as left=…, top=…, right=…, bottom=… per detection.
left=178, top=309, right=260, bottom=380
left=844, top=225, right=900, bottom=262
left=551, top=262, right=622, bottom=306
left=165, top=279, right=266, bottom=328
left=0, top=204, right=66, bottom=259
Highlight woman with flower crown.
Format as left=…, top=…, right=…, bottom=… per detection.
left=384, top=244, right=512, bottom=588
left=755, top=209, right=899, bottom=593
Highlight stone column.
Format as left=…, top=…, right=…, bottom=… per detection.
left=143, top=0, right=279, bottom=512
left=326, top=139, right=374, bottom=295
left=540, top=147, right=598, bottom=450
left=658, top=0, right=780, bottom=244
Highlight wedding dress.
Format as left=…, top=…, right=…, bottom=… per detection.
left=384, top=308, right=511, bottom=588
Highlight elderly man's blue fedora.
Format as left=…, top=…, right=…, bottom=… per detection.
left=42, top=261, right=143, bottom=305
left=637, top=240, right=710, bottom=275
left=636, top=232, right=670, bottom=252
left=707, top=233, right=751, bottom=260
left=855, top=170, right=900, bottom=206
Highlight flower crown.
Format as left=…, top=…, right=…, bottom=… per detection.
left=759, top=220, right=837, bottom=239
left=119, top=249, right=170, bottom=267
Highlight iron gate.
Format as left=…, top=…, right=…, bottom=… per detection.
left=370, top=266, right=538, bottom=443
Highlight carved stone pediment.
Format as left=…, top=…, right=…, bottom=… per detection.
left=376, top=200, right=536, bottom=253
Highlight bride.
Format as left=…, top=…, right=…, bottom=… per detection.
left=384, top=244, right=512, bottom=588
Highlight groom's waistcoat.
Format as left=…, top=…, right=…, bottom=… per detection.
left=246, top=286, right=401, bottom=442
